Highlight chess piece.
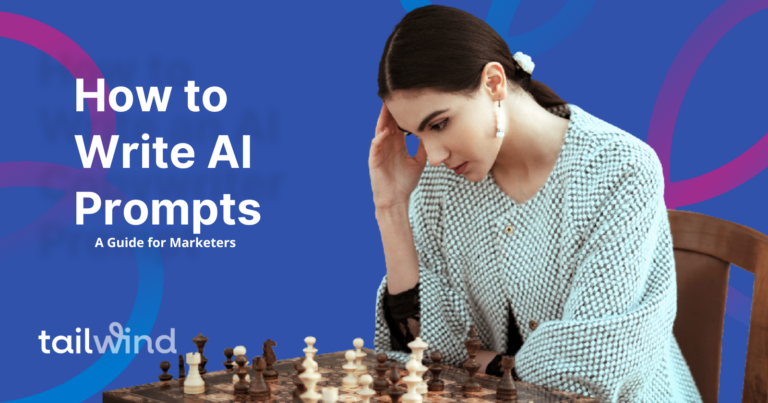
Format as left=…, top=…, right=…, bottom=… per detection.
left=342, top=350, right=359, bottom=387
left=250, top=357, right=271, bottom=401
left=353, top=338, right=367, bottom=376
left=407, top=337, right=429, bottom=394
left=232, top=348, right=251, bottom=384
left=385, top=365, right=405, bottom=403
left=427, top=351, right=444, bottom=392
left=234, top=355, right=250, bottom=396
left=158, top=361, right=173, bottom=381
left=373, top=353, right=390, bottom=395
left=321, top=386, right=338, bottom=403
left=192, top=333, right=209, bottom=374
left=462, top=325, right=482, bottom=393
left=184, top=352, right=205, bottom=394
left=293, top=361, right=307, bottom=403
left=496, top=356, right=517, bottom=401
left=357, top=374, right=376, bottom=403
left=262, top=339, right=279, bottom=380
left=178, top=355, right=186, bottom=379
left=303, top=336, right=319, bottom=372
left=299, top=355, right=323, bottom=403
left=403, top=356, right=423, bottom=403
left=223, top=347, right=234, bottom=370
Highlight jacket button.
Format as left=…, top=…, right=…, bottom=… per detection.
left=505, top=225, right=514, bottom=234
left=529, top=319, right=539, bottom=331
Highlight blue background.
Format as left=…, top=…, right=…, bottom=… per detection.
left=0, top=1, right=765, bottom=401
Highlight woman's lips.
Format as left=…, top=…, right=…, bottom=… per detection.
left=452, top=162, right=468, bottom=174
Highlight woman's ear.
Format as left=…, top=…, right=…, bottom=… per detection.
left=483, top=62, right=507, bottom=103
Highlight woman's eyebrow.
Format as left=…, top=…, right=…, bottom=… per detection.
left=397, top=109, right=449, bottom=134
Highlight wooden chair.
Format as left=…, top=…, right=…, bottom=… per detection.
left=668, top=210, right=768, bottom=402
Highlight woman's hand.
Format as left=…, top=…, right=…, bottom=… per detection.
left=369, top=101, right=428, bottom=210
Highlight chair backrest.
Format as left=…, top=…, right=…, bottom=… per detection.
left=668, top=210, right=768, bottom=402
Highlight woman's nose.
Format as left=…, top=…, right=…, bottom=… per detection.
left=424, top=141, right=448, bottom=167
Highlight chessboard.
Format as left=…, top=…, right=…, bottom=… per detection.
left=103, top=349, right=597, bottom=402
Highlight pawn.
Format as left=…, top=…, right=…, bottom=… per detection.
left=249, top=357, right=271, bottom=401
left=385, top=366, right=405, bottom=403
left=223, top=347, right=234, bottom=370
left=427, top=351, right=444, bottom=392
left=234, top=355, right=250, bottom=396
left=357, top=374, right=375, bottom=403
left=321, top=386, right=338, bottom=403
left=496, top=356, right=517, bottom=401
left=158, top=361, right=173, bottom=381
left=353, top=338, right=367, bottom=376
left=341, top=350, right=359, bottom=387
left=232, top=352, right=251, bottom=384
left=373, top=353, right=390, bottom=396
left=232, top=346, right=250, bottom=384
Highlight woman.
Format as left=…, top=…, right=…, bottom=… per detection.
left=368, top=5, right=702, bottom=402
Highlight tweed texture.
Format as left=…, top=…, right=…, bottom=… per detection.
left=373, top=103, right=702, bottom=402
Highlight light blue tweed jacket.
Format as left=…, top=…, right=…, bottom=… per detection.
left=373, top=104, right=702, bottom=402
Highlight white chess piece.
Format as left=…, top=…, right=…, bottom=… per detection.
left=357, top=374, right=375, bottom=403
left=353, top=338, right=367, bottom=376
left=403, top=356, right=423, bottom=403
left=231, top=345, right=250, bottom=384
left=299, top=361, right=323, bottom=403
left=184, top=352, right=205, bottom=394
left=407, top=337, right=429, bottom=394
left=304, top=336, right=319, bottom=372
left=342, top=350, right=359, bottom=387
left=322, top=386, right=338, bottom=403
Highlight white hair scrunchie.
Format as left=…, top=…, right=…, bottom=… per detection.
left=513, top=51, right=534, bottom=75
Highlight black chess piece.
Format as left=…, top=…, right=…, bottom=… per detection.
left=249, top=357, right=271, bottom=401
left=262, top=339, right=278, bottom=381
left=462, top=325, right=482, bottom=393
left=178, top=355, right=186, bottom=379
left=292, top=361, right=307, bottom=403
left=158, top=361, right=173, bottom=381
left=223, top=347, right=234, bottom=370
left=385, top=365, right=405, bottom=403
left=192, top=333, right=209, bottom=374
left=372, top=353, right=390, bottom=396
left=496, top=356, right=517, bottom=401
left=234, top=355, right=250, bottom=396
left=427, top=351, right=444, bottom=391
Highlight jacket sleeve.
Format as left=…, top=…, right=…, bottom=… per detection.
left=513, top=143, right=691, bottom=401
left=373, top=182, right=474, bottom=365
left=382, top=283, right=421, bottom=351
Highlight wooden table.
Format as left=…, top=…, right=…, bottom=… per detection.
left=103, top=349, right=597, bottom=402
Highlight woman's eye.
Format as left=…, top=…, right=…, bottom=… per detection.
left=430, top=118, right=448, bottom=131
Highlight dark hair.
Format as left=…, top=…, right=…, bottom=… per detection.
left=377, top=5, right=566, bottom=109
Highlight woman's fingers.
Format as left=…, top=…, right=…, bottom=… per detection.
left=375, top=102, right=388, bottom=137
left=413, top=139, right=427, bottom=167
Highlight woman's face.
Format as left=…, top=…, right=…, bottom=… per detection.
left=385, top=87, right=502, bottom=182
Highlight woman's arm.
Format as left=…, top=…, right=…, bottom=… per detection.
left=514, top=140, right=701, bottom=402
left=376, top=204, right=420, bottom=294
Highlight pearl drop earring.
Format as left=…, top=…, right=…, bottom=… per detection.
left=495, top=95, right=505, bottom=138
